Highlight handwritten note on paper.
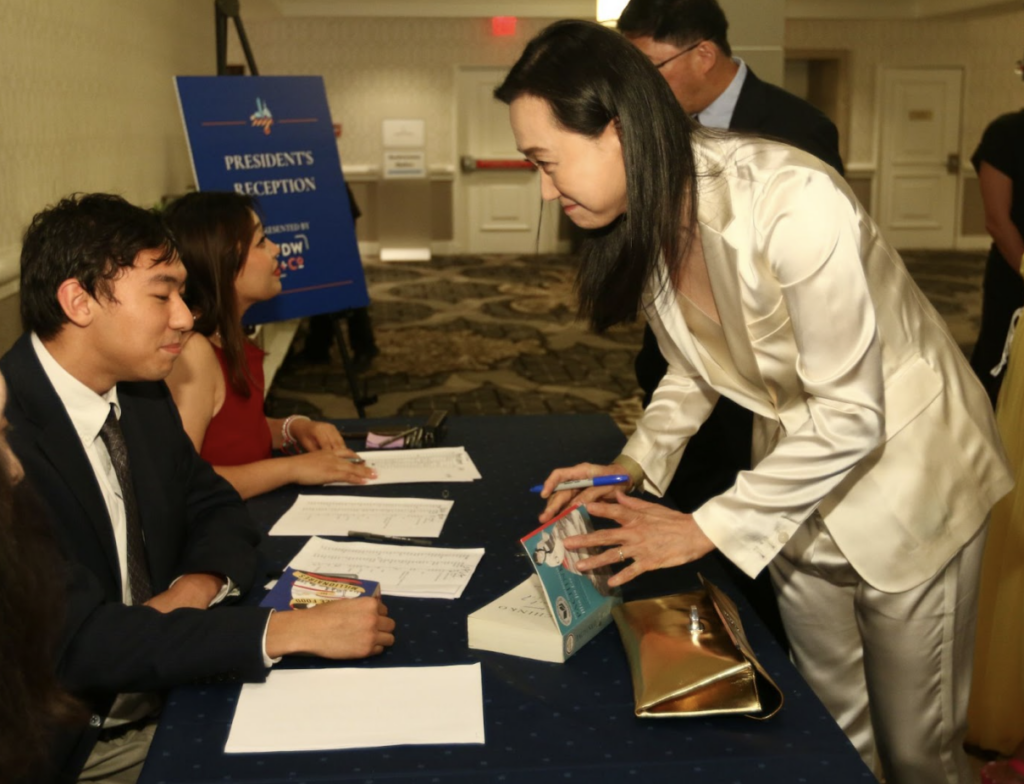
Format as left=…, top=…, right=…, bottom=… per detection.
left=328, top=447, right=482, bottom=486
left=268, top=495, right=454, bottom=538
left=288, top=536, right=484, bottom=599
left=225, top=664, right=485, bottom=753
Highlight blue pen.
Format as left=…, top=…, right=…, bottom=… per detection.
left=529, top=474, right=630, bottom=493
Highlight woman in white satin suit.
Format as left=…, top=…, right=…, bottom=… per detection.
left=499, top=20, right=1013, bottom=784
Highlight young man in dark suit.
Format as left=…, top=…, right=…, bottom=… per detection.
left=1, top=194, right=395, bottom=784
left=618, top=0, right=844, bottom=647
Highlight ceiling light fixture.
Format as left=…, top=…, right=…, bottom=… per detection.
left=596, top=0, right=629, bottom=27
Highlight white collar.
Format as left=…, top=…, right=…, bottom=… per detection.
left=697, top=58, right=748, bottom=130
left=31, top=331, right=121, bottom=444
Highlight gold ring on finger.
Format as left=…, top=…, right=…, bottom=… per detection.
left=618, top=548, right=626, bottom=563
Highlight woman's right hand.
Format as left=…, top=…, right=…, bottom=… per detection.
left=289, top=449, right=377, bottom=486
left=537, top=462, right=632, bottom=522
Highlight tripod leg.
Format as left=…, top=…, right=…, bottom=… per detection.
left=215, top=6, right=228, bottom=75
left=231, top=14, right=260, bottom=76
left=331, top=316, right=377, bottom=419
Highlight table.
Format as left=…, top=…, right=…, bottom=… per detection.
left=140, top=414, right=874, bottom=784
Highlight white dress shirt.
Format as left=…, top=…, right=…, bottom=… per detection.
left=31, top=333, right=139, bottom=601
left=696, top=58, right=748, bottom=130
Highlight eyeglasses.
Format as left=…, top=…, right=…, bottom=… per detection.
left=652, top=39, right=703, bottom=70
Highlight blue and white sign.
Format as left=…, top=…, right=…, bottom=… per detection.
left=175, top=76, right=368, bottom=324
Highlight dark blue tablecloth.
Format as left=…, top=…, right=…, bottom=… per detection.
left=139, top=414, right=873, bottom=784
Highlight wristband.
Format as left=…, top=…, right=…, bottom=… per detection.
left=282, top=414, right=310, bottom=446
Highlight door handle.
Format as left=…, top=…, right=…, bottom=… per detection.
left=460, top=155, right=536, bottom=173
left=946, top=153, right=961, bottom=174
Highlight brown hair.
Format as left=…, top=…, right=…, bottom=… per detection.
left=164, top=192, right=260, bottom=397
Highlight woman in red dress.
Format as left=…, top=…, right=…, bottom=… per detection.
left=165, top=192, right=375, bottom=498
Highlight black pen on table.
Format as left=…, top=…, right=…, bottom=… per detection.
left=377, top=428, right=418, bottom=448
left=348, top=530, right=434, bottom=547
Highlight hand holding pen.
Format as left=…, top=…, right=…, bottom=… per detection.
left=529, top=475, right=630, bottom=494
left=286, top=449, right=378, bottom=487
left=534, top=462, right=634, bottom=523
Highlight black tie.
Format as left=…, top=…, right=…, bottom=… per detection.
left=99, top=405, right=154, bottom=604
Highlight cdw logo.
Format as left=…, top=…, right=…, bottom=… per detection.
left=280, top=234, right=309, bottom=257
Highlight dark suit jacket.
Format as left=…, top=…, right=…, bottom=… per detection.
left=636, top=66, right=845, bottom=404
left=730, top=68, right=844, bottom=176
left=1, top=334, right=271, bottom=783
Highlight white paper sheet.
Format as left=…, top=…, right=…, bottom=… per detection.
left=328, top=447, right=482, bottom=486
left=288, top=535, right=484, bottom=599
left=268, top=495, right=454, bottom=538
left=224, top=664, right=485, bottom=753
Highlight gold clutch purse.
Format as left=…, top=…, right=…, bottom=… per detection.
left=611, top=575, right=783, bottom=719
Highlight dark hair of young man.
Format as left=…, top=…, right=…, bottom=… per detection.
left=617, top=0, right=733, bottom=57
left=162, top=191, right=260, bottom=398
left=19, top=193, right=176, bottom=340
left=495, top=19, right=698, bottom=332
left=0, top=469, right=86, bottom=779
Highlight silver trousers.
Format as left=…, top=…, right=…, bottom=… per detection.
left=770, top=513, right=986, bottom=784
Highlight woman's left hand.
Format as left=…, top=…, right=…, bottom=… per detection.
left=290, top=419, right=347, bottom=452
left=564, top=491, right=717, bottom=588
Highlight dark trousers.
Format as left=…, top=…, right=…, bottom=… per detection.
left=970, top=248, right=1024, bottom=407
left=636, top=324, right=790, bottom=649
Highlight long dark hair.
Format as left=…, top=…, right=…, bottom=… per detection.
left=164, top=192, right=260, bottom=398
left=495, top=19, right=698, bottom=331
left=0, top=468, right=86, bottom=778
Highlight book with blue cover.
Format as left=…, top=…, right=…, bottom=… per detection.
left=468, top=505, right=620, bottom=662
left=262, top=567, right=381, bottom=611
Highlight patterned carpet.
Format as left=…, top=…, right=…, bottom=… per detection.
left=268, top=250, right=988, bottom=433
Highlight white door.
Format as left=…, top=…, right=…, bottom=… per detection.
left=877, top=67, right=963, bottom=249
left=455, top=66, right=560, bottom=254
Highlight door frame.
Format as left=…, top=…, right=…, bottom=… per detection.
left=453, top=65, right=562, bottom=255
left=872, top=64, right=965, bottom=249
left=784, top=48, right=850, bottom=164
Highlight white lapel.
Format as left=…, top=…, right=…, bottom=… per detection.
left=692, top=136, right=778, bottom=418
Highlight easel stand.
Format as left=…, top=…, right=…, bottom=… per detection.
left=212, top=2, right=374, bottom=419
left=331, top=309, right=378, bottom=418
left=215, top=0, right=259, bottom=75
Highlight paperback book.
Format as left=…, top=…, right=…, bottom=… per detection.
left=262, top=567, right=381, bottom=611
left=468, top=505, right=620, bottom=663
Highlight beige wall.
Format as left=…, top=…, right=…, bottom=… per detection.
left=229, top=6, right=1021, bottom=246
left=722, top=0, right=785, bottom=84
left=233, top=7, right=788, bottom=170
left=786, top=7, right=1024, bottom=168
left=228, top=16, right=560, bottom=248
left=232, top=5, right=784, bottom=245
left=0, top=0, right=214, bottom=353
left=229, top=17, right=554, bottom=172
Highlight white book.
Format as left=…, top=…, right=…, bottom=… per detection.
left=468, top=506, right=620, bottom=663
left=468, top=575, right=569, bottom=663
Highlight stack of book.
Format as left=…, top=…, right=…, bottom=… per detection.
left=468, top=505, right=621, bottom=663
